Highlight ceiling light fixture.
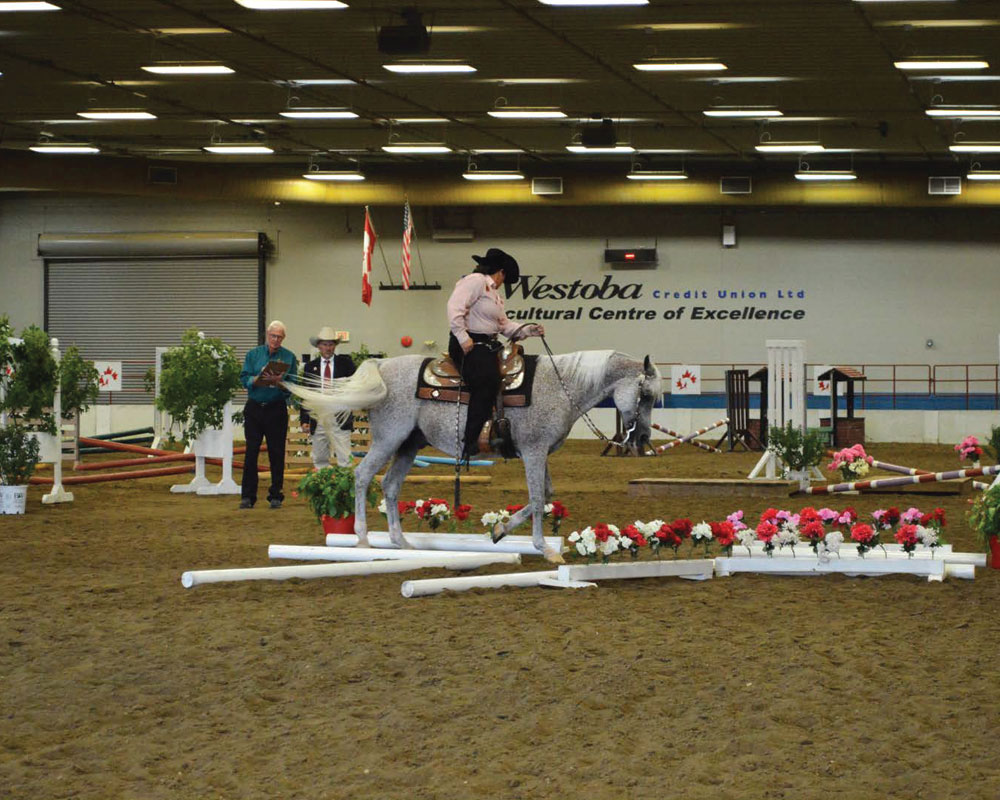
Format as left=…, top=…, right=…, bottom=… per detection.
left=382, top=62, right=476, bottom=74
left=567, top=144, right=635, bottom=154
left=234, top=1, right=348, bottom=9
left=950, top=143, right=1000, bottom=153
left=488, top=107, right=566, bottom=119
left=894, top=59, right=989, bottom=71
left=794, top=169, right=857, bottom=181
left=926, top=106, right=1000, bottom=118
left=626, top=169, right=688, bottom=181
left=149, top=27, right=230, bottom=35
left=462, top=169, right=525, bottom=181
left=284, top=78, right=356, bottom=86
left=0, top=2, right=61, bottom=10
left=704, top=107, right=783, bottom=118
left=204, top=144, right=274, bottom=154
left=755, top=142, right=825, bottom=153
left=141, top=63, right=234, bottom=75
left=29, top=142, right=99, bottom=153
left=967, top=168, right=1000, bottom=180
left=382, top=143, right=452, bottom=153
left=279, top=108, right=358, bottom=119
left=77, top=110, right=157, bottom=120
left=470, top=148, right=525, bottom=154
left=634, top=59, right=727, bottom=72
left=302, top=169, right=365, bottom=181
left=390, top=117, right=449, bottom=124
left=539, top=0, right=648, bottom=6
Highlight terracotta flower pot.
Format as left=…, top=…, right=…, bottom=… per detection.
left=322, top=514, right=356, bottom=535
left=989, top=534, right=1000, bottom=570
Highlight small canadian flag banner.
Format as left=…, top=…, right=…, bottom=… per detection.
left=362, top=206, right=376, bottom=306
left=670, top=364, right=702, bottom=395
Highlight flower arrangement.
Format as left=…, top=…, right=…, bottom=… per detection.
left=755, top=520, right=778, bottom=556
left=567, top=523, right=622, bottom=563
left=872, top=506, right=901, bottom=531
left=295, top=465, right=379, bottom=522
left=711, top=521, right=735, bottom=556
left=691, top=521, right=713, bottom=556
left=894, top=524, right=920, bottom=557
left=414, top=498, right=451, bottom=531
left=798, top=507, right=825, bottom=553
left=850, top=522, right=877, bottom=557
left=828, top=444, right=873, bottom=482
left=619, top=524, right=647, bottom=558
left=967, top=486, right=1000, bottom=552
left=545, top=500, right=570, bottom=533
left=955, top=435, right=983, bottom=464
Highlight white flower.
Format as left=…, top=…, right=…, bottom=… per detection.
left=575, top=541, right=591, bottom=556
left=692, top=522, right=713, bottom=543
left=736, top=530, right=756, bottom=549
left=568, top=530, right=581, bottom=542
left=430, top=503, right=449, bottom=519
left=916, top=525, right=938, bottom=547
left=598, top=536, right=619, bottom=556
left=414, top=499, right=426, bottom=510
left=481, top=510, right=511, bottom=527
left=775, top=528, right=800, bottom=548
left=824, top=531, right=844, bottom=552
left=580, top=527, right=597, bottom=546
left=377, top=499, right=387, bottom=514
left=634, top=519, right=663, bottom=538
left=544, top=503, right=553, bottom=515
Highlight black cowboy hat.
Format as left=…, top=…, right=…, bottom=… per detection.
left=472, top=247, right=519, bottom=284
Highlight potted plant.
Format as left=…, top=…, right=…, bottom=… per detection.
left=767, top=423, right=826, bottom=489
left=296, top=465, right=380, bottom=535
left=154, top=328, right=243, bottom=446
left=967, top=485, right=1000, bottom=568
left=0, top=423, right=41, bottom=515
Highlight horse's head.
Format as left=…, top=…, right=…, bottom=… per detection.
left=613, top=355, right=662, bottom=455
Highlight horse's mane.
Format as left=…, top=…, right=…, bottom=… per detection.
left=549, top=350, right=616, bottom=398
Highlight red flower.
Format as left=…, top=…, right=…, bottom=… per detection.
left=760, top=507, right=780, bottom=525
left=397, top=500, right=415, bottom=515
left=592, top=523, right=614, bottom=543
left=850, top=523, right=875, bottom=545
left=455, top=504, right=472, bottom=521
left=800, top=520, right=825, bottom=543
left=710, top=520, right=735, bottom=547
left=798, top=506, right=821, bottom=525
left=548, top=501, right=569, bottom=519
left=670, top=518, right=693, bottom=539
left=620, top=524, right=647, bottom=548
left=884, top=507, right=901, bottom=527
left=290, top=490, right=299, bottom=499
left=895, top=524, right=919, bottom=548
left=655, top=523, right=682, bottom=548
left=506, top=504, right=525, bottom=513
left=755, top=521, right=778, bottom=543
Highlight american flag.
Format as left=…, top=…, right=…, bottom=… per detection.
left=362, top=206, right=376, bottom=306
left=401, top=200, right=413, bottom=290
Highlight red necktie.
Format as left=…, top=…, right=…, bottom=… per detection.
left=323, top=360, right=332, bottom=383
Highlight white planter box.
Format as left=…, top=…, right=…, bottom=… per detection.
left=0, top=484, right=28, bottom=514
left=714, top=556, right=948, bottom=582
left=556, top=559, right=714, bottom=584
left=192, top=427, right=227, bottom=459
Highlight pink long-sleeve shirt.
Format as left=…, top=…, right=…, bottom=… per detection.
left=447, top=272, right=522, bottom=347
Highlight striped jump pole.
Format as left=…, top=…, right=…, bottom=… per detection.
left=651, top=423, right=722, bottom=453
left=654, top=418, right=728, bottom=453
left=825, top=450, right=931, bottom=476
left=804, top=463, right=1000, bottom=495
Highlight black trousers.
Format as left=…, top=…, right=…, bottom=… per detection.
left=241, top=399, right=289, bottom=502
left=449, top=333, right=501, bottom=455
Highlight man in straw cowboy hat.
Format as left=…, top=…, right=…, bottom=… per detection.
left=300, top=326, right=356, bottom=469
left=446, top=248, right=544, bottom=461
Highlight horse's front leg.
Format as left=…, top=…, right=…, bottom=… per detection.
left=523, top=452, right=563, bottom=563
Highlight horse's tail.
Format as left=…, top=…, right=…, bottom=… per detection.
left=282, top=360, right=388, bottom=466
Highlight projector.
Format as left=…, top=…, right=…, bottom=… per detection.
left=377, top=24, right=431, bottom=55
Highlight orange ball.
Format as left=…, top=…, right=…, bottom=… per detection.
left=401, top=336, right=413, bottom=348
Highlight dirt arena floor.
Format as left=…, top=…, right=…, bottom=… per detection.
left=2, top=441, right=999, bottom=799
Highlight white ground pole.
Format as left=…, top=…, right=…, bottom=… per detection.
left=1, top=337, right=72, bottom=504
left=269, top=545, right=522, bottom=562
left=749, top=339, right=817, bottom=481
left=401, top=570, right=560, bottom=598
left=181, top=551, right=521, bottom=588
left=324, top=531, right=565, bottom=555
left=170, top=402, right=240, bottom=495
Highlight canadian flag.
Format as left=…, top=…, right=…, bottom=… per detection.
left=362, top=206, right=376, bottom=306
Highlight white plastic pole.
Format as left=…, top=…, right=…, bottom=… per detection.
left=324, top=531, right=564, bottom=554
left=181, top=552, right=521, bottom=588
left=269, top=544, right=520, bottom=565
left=401, top=570, right=559, bottom=598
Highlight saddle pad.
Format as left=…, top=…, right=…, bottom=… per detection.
left=416, top=354, right=538, bottom=407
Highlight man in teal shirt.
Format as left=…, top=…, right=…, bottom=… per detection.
left=239, top=320, right=298, bottom=509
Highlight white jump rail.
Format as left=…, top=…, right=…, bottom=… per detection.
left=181, top=551, right=520, bottom=588
left=325, top=531, right=564, bottom=555
left=713, top=556, right=966, bottom=582
left=540, top=559, right=715, bottom=588
left=270, top=544, right=515, bottom=562
left=401, top=570, right=559, bottom=598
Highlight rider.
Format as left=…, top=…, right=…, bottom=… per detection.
left=447, top=248, right=544, bottom=460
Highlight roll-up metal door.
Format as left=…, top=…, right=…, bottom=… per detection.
left=46, top=256, right=261, bottom=405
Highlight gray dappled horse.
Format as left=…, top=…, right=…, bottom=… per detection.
left=286, top=350, right=661, bottom=562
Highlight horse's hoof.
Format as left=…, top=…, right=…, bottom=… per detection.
left=543, top=547, right=565, bottom=564
left=355, top=538, right=370, bottom=549
left=490, top=525, right=508, bottom=544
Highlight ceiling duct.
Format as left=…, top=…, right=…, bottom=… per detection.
left=377, top=8, right=431, bottom=55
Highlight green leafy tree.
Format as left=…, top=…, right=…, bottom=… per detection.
left=156, top=328, right=243, bottom=443
left=968, top=486, right=1000, bottom=551
left=0, top=424, right=41, bottom=485
left=1, top=326, right=59, bottom=434
left=297, top=465, right=380, bottom=521
left=767, top=422, right=826, bottom=472
left=58, top=346, right=100, bottom=420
